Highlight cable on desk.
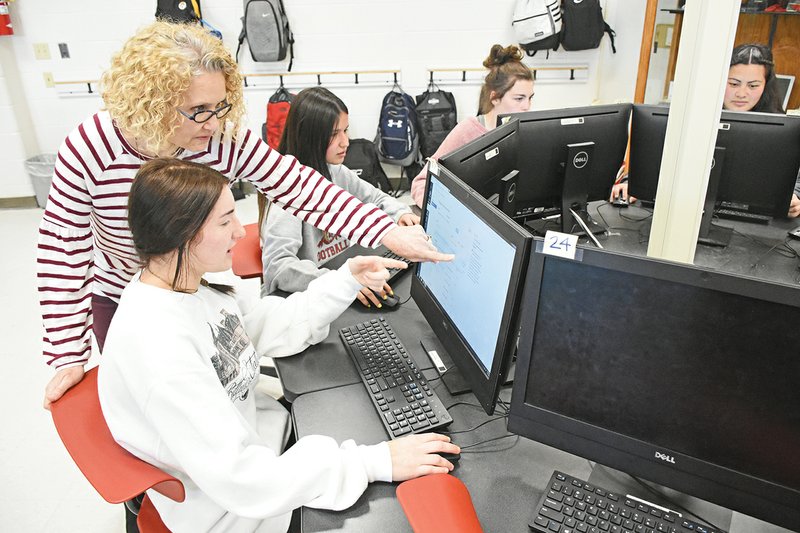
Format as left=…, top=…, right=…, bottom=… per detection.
left=619, top=209, right=653, bottom=224
left=444, top=400, right=484, bottom=411
left=396, top=291, right=413, bottom=306
left=495, top=397, right=512, bottom=416
left=459, top=433, right=520, bottom=452
left=443, top=414, right=507, bottom=436
left=628, top=475, right=723, bottom=532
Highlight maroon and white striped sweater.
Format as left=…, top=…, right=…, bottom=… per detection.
left=37, top=111, right=394, bottom=369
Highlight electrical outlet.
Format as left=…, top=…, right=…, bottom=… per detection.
left=33, top=43, right=51, bottom=60
left=58, top=43, right=70, bottom=59
left=43, top=72, right=54, bottom=88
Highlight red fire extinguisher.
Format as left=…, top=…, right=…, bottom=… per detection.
left=0, top=1, right=13, bottom=36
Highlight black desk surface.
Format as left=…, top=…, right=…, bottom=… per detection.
left=588, top=201, right=800, bottom=285
left=275, top=200, right=800, bottom=401
left=275, top=200, right=799, bottom=533
left=291, top=384, right=786, bottom=533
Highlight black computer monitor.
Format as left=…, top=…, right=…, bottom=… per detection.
left=628, top=104, right=800, bottom=245
left=501, top=103, right=632, bottom=235
left=411, top=165, right=532, bottom=415
left=508, top=245, right=800, bottom=531
left=438, top=118, right=521, bottom=218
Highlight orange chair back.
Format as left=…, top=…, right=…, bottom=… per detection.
left=50, top=367, right=185, bottom=504
left=232, top=222, right=263, bottom=280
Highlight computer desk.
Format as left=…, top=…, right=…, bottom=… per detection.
left=587, top=201, right=800, bottom=285
left=274, top=201, right=799, bottom=532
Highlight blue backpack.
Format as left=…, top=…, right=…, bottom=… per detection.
left=374, top=89, right=419, bottom=167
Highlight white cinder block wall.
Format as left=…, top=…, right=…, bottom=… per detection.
left=1, top=0, right=647, bottom=199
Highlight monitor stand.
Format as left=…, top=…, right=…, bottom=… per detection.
left=697, top=146, right=732, bottom=247
left=525, top=142, right=606, bottom=237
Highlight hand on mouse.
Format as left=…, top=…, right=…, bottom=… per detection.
left=356, top=283, right=393, bottom=308
left=388, top=433, right=460, bottom=481
left=347, top=255, right=406, bottom=293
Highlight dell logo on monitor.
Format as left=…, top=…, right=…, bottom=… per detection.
left=507, top=182, right=517, bottom=202
left=573, top=152, right=589, bottom=169
left=655, top=451, right=676, bottom=464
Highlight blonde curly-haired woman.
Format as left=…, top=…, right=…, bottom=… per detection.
left=39, top=20, right=450, bottom=414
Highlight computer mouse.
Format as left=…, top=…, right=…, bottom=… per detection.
left=382, top=294, right=400, bottom=308
left=439, top=451, right=461, bottom=465
left=611, top=196, right=629, bottom=207
left=371, top=290, right=399, bottom=309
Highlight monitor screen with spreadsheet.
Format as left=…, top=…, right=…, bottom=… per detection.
left=411, top=164, right=532, bottom=415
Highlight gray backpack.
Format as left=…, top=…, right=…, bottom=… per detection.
left=237, top=0, right=294, bottom=69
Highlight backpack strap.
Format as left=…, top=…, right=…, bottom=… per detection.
left=236, top=16, right=246, bottom=62
left=278, top=0, right=294, bottom=71
left=604, top=22, right=617, bottom=54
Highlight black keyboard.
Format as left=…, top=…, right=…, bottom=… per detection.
left=380, top=249, right=415, bottom=285
left=339, top=317, right=452, bottom=438
left=530, top=471, right=725, bottom=533
left=715, top=208, right=770, bottom=225
left=322, top=245, right=414, bottom=285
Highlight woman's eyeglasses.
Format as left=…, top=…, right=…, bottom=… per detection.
left=178, top=102, right=232, bottom=124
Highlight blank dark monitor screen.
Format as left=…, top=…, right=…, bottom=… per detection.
left=628, top=104, right=800, bottom=217
left=501, top=104, right=631, bottom=217
left=508, top=247, right=800, bottom=530
left=412, top=165, right=531, bottom=414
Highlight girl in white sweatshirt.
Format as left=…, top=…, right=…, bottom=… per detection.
left=97, top=158, right=458, bottom=533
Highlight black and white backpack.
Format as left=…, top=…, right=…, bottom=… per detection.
left=512, top=0, right=562, bottom=57
left=237, top=0, right=294, bottom=69
left=415, top=83, right=458, bottom=159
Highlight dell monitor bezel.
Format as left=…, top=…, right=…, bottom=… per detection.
left=411, top=164, right=532, bottom=415
left=508, top=245, right=800, bottom=531
left=628, top=104, right=800, bottom=219
left=498, top=103, right=632, bottom=230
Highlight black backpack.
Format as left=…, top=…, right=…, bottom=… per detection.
left=156, top=0, right=201, bottom=23
left=237, top=0, right=294, bottom=69
left=560, top=0, right=617, bottom=53
left=415, top=84, right=458, bottom=159
left=344, top=139, right=393, bottom=193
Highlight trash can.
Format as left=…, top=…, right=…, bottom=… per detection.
left=25, top=154, right=56, bottom=208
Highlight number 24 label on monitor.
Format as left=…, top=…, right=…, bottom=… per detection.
left=543, top=231, right=578, bottom=260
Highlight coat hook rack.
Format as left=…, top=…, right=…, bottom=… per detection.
left=427, top=65, right=589, bottom=85
left=240, top=69, right=401, bottom=90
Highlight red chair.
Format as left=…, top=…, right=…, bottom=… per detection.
left=232, top=222, right=263, bottom=280
left=397, top=474, right=483, bottom=532
left=50, top=367, right=185, bottom=533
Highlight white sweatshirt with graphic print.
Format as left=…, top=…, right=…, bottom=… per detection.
left=98, top=265, right=391, bottom=533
